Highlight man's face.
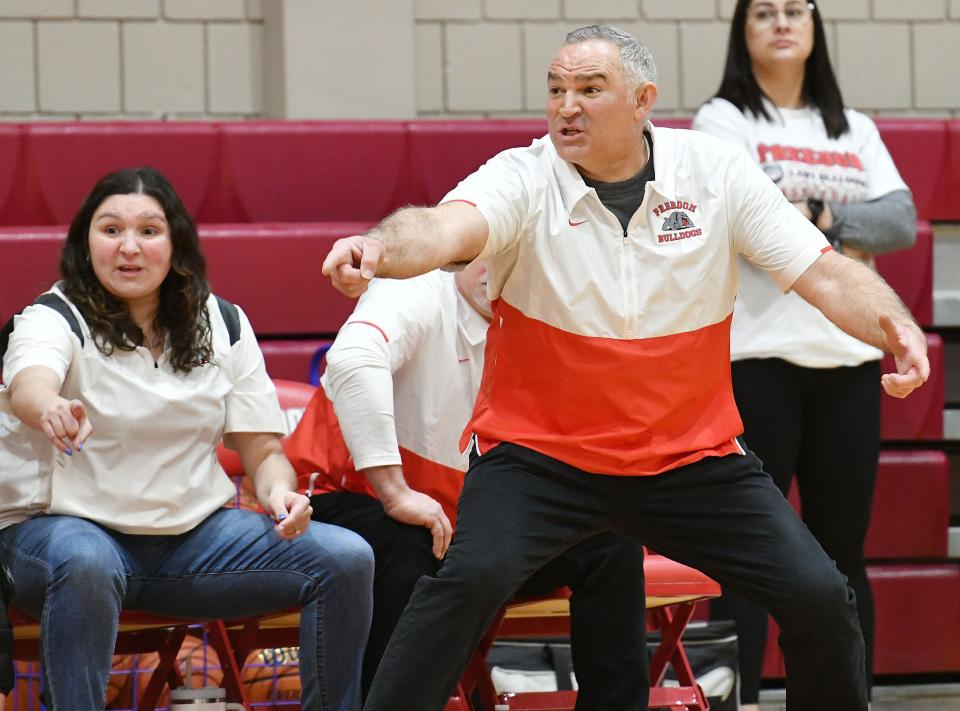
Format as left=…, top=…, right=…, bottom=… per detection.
left=546, top=39, right=655, bottom=181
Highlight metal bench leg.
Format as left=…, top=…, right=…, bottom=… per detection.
left=205, top=621, right=251, bottom=710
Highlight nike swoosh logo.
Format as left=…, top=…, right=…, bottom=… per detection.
left=568, top=219, right=588, bottom=227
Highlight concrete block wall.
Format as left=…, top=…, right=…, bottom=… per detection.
left=0, top=0, right=263, bottom=120
left=0, top=1, right=958, bottom=120
left=416, top=0, right=960, bottom=118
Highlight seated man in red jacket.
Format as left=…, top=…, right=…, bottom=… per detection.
left=285, top=261, right=646, bottom=707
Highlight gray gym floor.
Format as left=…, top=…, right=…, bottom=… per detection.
left=758, top=683, right=960, bottom=710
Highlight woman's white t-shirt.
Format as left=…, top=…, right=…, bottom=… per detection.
left=693, top=98, right=908, bottom=367
left=1, top=287, right=284, bottom=534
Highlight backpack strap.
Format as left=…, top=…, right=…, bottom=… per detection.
left=3, top=293, right=240, bottom=362
left=542, top=644, right=574, bottom=691
left=215, top=295, right=241, bottom=346
left=0, top=292, right=84, bottom=361
left=34, top=293, right=84, bottom=347
left=0, top=317, right=14, bottom=362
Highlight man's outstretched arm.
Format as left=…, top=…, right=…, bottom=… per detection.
left=321, top=202, right=489, bottom=297
left=791, top=249, right=929, bottom=398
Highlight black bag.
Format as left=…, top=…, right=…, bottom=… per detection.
left=648, top=620, right=739, bottom=711
left=486, top=621, right=739, bottom=711
left=487, top=639, right=576, bottom=694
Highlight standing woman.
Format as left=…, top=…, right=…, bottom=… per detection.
left=693, top=1, right=916, bottom=707
left=0, top=167, right=373, bottom=710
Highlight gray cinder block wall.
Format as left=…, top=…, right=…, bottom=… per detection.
left=1, top=0, right=959, bottom=121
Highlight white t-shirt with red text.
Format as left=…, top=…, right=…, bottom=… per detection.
left=693, top=98, right=907, bottom=367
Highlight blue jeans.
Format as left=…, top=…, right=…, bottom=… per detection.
left=0, top=508, right=374, bottom=711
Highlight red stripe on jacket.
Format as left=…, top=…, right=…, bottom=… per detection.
left=461, top=299, right=744, bottom=475
left=284, top=387, right=465, bottom=526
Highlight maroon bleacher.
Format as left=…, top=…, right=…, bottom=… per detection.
left=871, top=564, right=960, bottom=674
left=879, top=332, right=944, bottom=440
left=0, top=124, right=25, bottom=224
left=406, top=120, right=547, bottom=205
left=865, top=451, right=958, bottom=676
left=0, top=118, right=955, bottom=228
left=200, top=222, right=368, bottom=336
left=875, top=219, right=933, bottom=326
left=404, top=116, right=694, bottom=206
left=865, top=450, right=950, bottom=559
left=22, top=122, right=222, bottom=226
left=1, top=118, right=950, bottom=389
left=650, top=117, right=693, bottom=130
left=259, top=339, right=332, bottom=383
left=0, top=226, right=64, bottom=322
left=219, top=121, right=409, bottom=223
left=875, top=119, right=952, bottom=222
left=949, top=119, right=960, bottom=220
left=764, top=562, right=960, bottom=677
left=782, top=449, right=950, bottom=560
left=761, top=449, right=956, bottom=679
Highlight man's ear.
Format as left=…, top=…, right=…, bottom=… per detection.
left=634, top=82, right=659, bottom=119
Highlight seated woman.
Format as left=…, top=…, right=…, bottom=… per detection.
left=0, top=166, right=373, bottom=710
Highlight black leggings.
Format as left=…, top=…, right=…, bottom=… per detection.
left=712, top=358, right=880, bottom=703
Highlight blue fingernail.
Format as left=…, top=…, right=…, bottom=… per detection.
left=277, top=514, right=287, bottom=521
left=77, top=442, right=84, bottom=452
left=65, top=448, right=73, bottom=456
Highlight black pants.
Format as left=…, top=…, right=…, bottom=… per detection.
left=712, top=358, right=880, bottom=703
left=311, top=490, right=646, bottom=704
left=364, top=443, right=866, bottom=711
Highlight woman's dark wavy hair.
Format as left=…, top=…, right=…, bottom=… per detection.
left=714, top=0, right=849, bottom=138
left=60, top=166, right=213, bottom=373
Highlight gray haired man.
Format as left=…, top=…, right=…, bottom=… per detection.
left=324, top=25, right=927, bottom=711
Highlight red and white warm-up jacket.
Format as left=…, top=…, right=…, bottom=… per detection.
left=445, top=122, right=831, bottom=476
left=284, top=271, right=488, bottom=525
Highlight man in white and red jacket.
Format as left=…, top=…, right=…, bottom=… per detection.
left=320, top=25, right=928, bottom=711
left=284, top=260, right=645, bottom=704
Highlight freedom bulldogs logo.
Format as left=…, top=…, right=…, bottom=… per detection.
left=653, top=200, right=702, bottom=243
left=662, top=211, right=694, bottom=231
